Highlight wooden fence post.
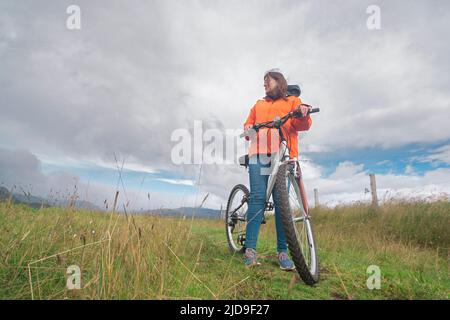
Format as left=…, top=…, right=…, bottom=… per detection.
left=314, top=188, right=319, bottom=208
left=369, top=174, right=378, bottom=207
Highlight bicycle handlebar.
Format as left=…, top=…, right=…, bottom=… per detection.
left=239, top=107, right=320, bottom=138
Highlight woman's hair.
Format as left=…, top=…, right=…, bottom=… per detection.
left=264, top=72, right=288, bottom=100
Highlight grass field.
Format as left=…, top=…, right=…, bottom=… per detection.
left=0, top=201, right=448, bottom=300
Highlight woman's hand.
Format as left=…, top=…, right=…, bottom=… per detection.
left=295, top=104, right=312, bottom=117
left=243, top=124, right=253, bottom=140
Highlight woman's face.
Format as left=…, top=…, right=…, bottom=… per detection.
left=264, top=76, right=277, bottom=94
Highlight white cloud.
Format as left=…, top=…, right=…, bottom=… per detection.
left=304, top=162, right=450, bottom=207
left=329, top=161, right=365, bottom=179
left=1, top=1, right=450, bottom=167
left=425, top=144, right=450, bottom=164
left=36, top=153, right=157, bottom=174
left=157, top=178, right=195, bottom=186
left=1, top=1, right=450, bottom=210
left=404, top=164, right=414, bottom=175
left=376, top=160, right=391, bottom=166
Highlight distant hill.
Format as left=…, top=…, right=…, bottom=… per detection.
left=0, top=186, right=49, bottom=209
left=49, top=199, right=103, bottom=211
left=0, top=186, right=10, bottom=200
left=1, top=186, right=220, bottom=216
left=147, top=206, right=222, bottom=219
left=0, top=186, right=102, bottom=211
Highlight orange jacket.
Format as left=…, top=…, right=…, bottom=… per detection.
left=243, top=96, right=312, bottom=159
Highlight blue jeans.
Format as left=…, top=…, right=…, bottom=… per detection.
left=245, top=154, right=288, bottom=252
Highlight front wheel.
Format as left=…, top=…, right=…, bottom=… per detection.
left=225, top=184, right=249, bottom=254
left=274, top=163, right=319, bottom=285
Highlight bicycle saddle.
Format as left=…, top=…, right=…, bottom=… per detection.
left=239, top=154, right=249, bottom=168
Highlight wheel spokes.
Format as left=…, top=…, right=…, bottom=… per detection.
left=227, top=188, right=248, bottom=251
left=286, top=173, right=314, bottom=271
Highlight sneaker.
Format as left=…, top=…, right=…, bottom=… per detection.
left=278, top=251, right=295, bottom=271
left=244, top=248, right=261, bottom=268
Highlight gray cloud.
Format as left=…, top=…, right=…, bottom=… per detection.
left=0, top=147, right=82, bottom=198
left=0, top=148, right=47, bottom=189
left=1, top=0, right=450, bottom=207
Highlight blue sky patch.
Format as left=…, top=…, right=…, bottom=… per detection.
left=40, top=161, right=198, bottom=195
left=303, top=140, right=450, bottom=177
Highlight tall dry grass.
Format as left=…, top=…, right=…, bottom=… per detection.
left=311, top=201, right=449, bottom=252
left=0, top=201, right=240, bottom=299
left=1, top=199, right=449, bottom=300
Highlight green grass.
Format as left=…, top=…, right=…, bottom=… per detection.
left=0, top=201, right=448, bottom=300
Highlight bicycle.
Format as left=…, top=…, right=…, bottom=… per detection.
left=225, top=106, right=320, bottom=285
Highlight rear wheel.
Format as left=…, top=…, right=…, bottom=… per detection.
left=225, top=184, right=249, bottom=254
left=274, top=163, right=319, bottom=285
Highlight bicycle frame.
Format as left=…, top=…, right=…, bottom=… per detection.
left=256, top=137, right=310, bottom=218
left=264, top=140, right=289, bottom=201
left=241, top=107, right=319, bottom=219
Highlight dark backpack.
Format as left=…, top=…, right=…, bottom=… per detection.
left=286, top=84, right=302, bottom=97
left=287, top=84, right=301, bottom=97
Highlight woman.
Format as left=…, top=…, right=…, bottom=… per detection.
left=243, top=68, right=312, bottom=269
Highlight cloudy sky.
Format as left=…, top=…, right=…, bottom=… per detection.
left=1, top=0, right=449, bottom=210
